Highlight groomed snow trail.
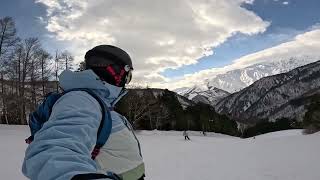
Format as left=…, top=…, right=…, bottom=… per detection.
left=1, top=126, right=319, bottom=180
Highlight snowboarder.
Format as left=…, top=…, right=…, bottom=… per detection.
left=183, top=130, right=191, bottom=140
left=22, top=45, right=145, bottom=180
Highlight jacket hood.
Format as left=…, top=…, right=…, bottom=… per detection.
left=59, top=70, right=126, bottom=105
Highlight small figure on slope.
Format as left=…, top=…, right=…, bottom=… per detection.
left=183, top=130, right=191, bottom=140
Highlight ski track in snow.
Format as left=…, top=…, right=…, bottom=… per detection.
left=1, top=125, right=320, bottom=180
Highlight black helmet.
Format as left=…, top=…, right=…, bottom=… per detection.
left=84, top=45, right=133, bottom=87
left=85, top=45, right=133, bottom=69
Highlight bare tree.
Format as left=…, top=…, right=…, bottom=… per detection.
left=0, top=17, right=19, bottom=61
left=60, top=50, right=74, bottom=70
left=19, top=38, right=41, bottom=124
left=123, top=89, right=155, bottom=129
left=2, top=45, right=24, bottom=124
left=37, top=49, right=52, bottom=96
left=4, top=42, right=54, bottom=124
left=153, top=104, right=170, bottom=130
left=0, top=16, right=19, bottom=124
left=126, top=90, right=149, bottom=127
left=54, top=50, right=63, bottom=92
left=121, top=88, right=171, bottom=130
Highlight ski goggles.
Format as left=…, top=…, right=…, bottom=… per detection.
left=124, top=65, right=133, bottom=84
left=105, top=64, right=133, bottom=86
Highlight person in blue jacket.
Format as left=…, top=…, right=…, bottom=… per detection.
left=22, top=45, right=145, bottom=180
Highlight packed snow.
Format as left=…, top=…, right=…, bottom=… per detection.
left=1, top=125, right=320, bottom=180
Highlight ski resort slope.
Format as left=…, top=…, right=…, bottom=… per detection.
left=1, top=126, right=319, bottom=180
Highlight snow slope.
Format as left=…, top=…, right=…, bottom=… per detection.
left=254, top=129, right=304, bottom=139
left=0, top=126, right=28, bottom=180
left=1, top=125, right=320, bottom=180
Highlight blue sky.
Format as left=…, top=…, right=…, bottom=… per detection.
left=164, top=0, right=320, bottom=77
left=0, top=0, right=46, bottom=38
left=0, top=0, right=68, bottom=53
left=0, top=0, right=319, bottom=88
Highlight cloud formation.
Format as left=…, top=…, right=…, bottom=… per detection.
left=158, top=28, right=320, bottom=90
left=36, top=0, right=269, bottom=85
left=283, top=1, right=289, bottom=5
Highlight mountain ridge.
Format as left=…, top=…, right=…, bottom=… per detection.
left=176, top=85, right=230, bottom=105
left=215, top=60, right=320, bottom=123
left=206, top=56, right=318, bottom=93
left=175, top=56, right=319, bottom=106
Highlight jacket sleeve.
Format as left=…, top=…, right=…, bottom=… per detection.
left=22, top=91, right=112, bottom=180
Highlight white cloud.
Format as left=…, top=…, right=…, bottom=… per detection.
left=158, top=28, right=320, bottom=90
left=36, top=0, right=269, bottom=85
left=283, top=1, right=289, bottom=5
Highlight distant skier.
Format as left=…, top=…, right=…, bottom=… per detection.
left=183, top=130, right=191, bottom=140
left=22, top=45, right=145, bottom=180
left=202, top=131, right=207, bottom=136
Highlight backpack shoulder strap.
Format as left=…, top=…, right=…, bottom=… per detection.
left=26, top=92, right=62, bottom=143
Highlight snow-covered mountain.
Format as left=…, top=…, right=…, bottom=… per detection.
left=215, top=60, right=320, bottom=123
left=207, top=56, right=318, bottom=93
left=176, top=57, right=318, bottom=106
left=176, top=85, right=230, bottom=105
